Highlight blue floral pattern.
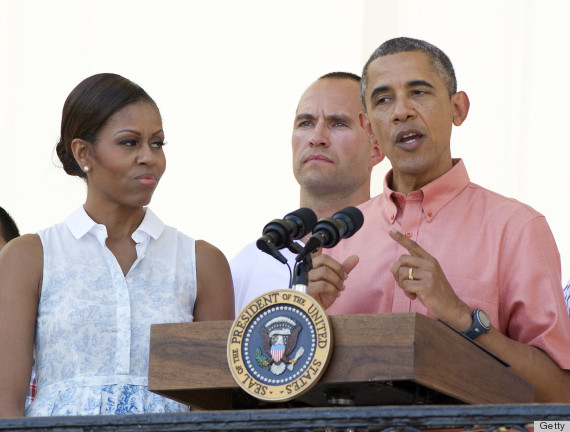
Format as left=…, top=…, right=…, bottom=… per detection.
left=26, top=208, right=196, bottom=416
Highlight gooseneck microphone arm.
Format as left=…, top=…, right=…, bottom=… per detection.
left=256, top=238, right=288, bottom=264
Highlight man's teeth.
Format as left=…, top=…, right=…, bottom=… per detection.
left=402, top=133, right=417, bottom=139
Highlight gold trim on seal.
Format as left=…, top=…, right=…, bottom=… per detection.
left=227, top=289, right=333, bottom=403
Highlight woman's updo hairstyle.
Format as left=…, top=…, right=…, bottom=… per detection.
left=56, top=73, right=158, bottom=179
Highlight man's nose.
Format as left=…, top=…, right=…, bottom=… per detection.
left=391, top=97, right=416, bottom=123
left=309, top=122, right=330, bottom=147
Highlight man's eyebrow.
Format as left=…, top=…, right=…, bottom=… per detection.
left=295, top=113, right=353, bottom=124
left=295, top=113, right=315, bottom=122
left=369, top=80, right=436, bottom=101
left=370, top=85, right=391, bottom=102
left=327, top=114, right=353, bottom=124
left=407, top=79, right=435, bottom=89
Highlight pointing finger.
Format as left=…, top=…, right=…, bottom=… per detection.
left=388, top=227, right=430, bottom=259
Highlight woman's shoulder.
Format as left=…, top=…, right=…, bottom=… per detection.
left=1, top=233, right=42, bottom=259
left=0, top=234, right=43, bottom=292
left=195, top=239, right=227, bottom=261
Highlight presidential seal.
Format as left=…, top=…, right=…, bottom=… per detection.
left=227, top=289, right=333, bottom=403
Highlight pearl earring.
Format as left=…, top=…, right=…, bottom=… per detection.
left=83, top=166, right=90, bottom=172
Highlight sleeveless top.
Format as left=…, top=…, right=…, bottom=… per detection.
left=26, top=207, right=196, bottom=416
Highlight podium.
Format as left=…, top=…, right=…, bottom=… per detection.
left=148, top=313, right=533, bottom=410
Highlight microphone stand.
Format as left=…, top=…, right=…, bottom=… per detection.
left=289, top=242, right=312, bottom=293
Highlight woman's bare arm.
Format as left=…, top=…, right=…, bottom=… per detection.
left=0, top=234, right=43, bottom=417
left=193, top=240, right=234, bottom=321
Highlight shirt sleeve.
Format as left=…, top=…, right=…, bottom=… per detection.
left=499, top=214, right=570, bottom=369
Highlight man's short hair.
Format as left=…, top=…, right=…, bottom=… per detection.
left=361, top=37, right=457, bottom=109
left=319, top=71, right=361, bottom=84
left=0, top=206, right=20, bottom=242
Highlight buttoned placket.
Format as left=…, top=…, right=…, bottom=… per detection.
left=91, top=225, right=150, bottom=376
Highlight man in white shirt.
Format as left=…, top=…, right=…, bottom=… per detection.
left=230, top=72, right=384, bottom=314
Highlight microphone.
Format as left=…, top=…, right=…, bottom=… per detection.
left=296, top=206, right=364, bottom=262
left=256, top=208, right=318, bottom=263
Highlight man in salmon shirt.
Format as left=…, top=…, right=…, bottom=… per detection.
left=311, top=37, right=570, bottom=402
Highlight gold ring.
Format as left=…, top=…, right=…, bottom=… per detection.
left=408, top=267, right=414, bottom=280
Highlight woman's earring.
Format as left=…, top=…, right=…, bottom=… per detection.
left=83, top=166, right=90, bottom=172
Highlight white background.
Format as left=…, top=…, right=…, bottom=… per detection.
left=1, top=0, right=569, bottom=282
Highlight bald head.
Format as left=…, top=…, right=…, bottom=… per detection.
left=292, top=74, right=383, bottom=209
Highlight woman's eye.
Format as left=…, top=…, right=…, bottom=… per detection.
left=150, top=141, right=166, bottom=148
left=120, top=139, right=137, bottom=146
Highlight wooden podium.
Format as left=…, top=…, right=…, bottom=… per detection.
left=148, top=313, right=533, bottom=410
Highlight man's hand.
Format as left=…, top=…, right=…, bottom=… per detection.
left=388, top=228, right=471, bottom=328
left=307, top=253, right=359, bottom=309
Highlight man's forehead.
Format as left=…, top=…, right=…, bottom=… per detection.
left=296, top=80, right=362, bottom=116
left=366, top=51, right=441, bottom=89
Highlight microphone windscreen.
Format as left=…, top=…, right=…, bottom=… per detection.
left=334, top=206, right=364, bottom=238
left=285, top=207, right=318, bottom=239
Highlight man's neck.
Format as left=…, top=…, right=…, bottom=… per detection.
left=298, top=192, right=370, bottom=245
left=300, top=191, right=370, bottom=220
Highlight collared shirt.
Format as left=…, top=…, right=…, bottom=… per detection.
left=29, top=207, right=195, bottom=416
left=326, top=159, right=570, bottom=369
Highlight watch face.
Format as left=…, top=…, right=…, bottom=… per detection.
left=477, top=309, right=491, bottom=328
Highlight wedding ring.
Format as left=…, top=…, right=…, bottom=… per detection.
left=408, top=267, right=414, bottom=280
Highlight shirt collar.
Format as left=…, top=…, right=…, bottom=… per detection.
left=133, top=208, right=165, bottom=241
left=65, top=206, right=165, bottom=243
left=381, top=158, right=470, bottom=222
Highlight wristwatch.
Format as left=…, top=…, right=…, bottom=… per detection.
left=464, top=308, right=491, bottom=340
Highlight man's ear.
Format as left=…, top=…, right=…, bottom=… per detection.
left=360, top=112, right=385, bottom=168
left=71, top=138, right=91, bottom=170
left=451, top=91, right=470, bottom=126
left=370, top=144, right=385, bottom=168
left=359, top=111, right=374, bottom=137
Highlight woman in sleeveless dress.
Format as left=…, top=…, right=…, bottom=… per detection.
left=0, top=73, right=234, bottom=417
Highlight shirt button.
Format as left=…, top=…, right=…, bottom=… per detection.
left=405, top=232, right=412, bottom=238
left=126, top=277, right=133, bottom=284
left=427, top=211, right=433, bottom=217
left=390, top=215, right=394, bottom=221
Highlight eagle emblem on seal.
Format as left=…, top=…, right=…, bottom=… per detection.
left=256, top=316, right=304, bottom=375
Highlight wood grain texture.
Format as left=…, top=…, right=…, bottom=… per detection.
left=148, top=313, right=533, bottom=409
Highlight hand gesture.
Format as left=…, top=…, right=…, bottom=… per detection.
left=307, top=253, right=359, bottom=309
left=388, top=228, right=471, bottom=326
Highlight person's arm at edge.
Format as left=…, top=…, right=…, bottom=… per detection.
left=0, top=235, right=42, bottom=417
left=193, top=240, right=234, bottom=321
left=473, top=327, right=570, bottom=402
left=388, top=228, right=570, bottom=403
